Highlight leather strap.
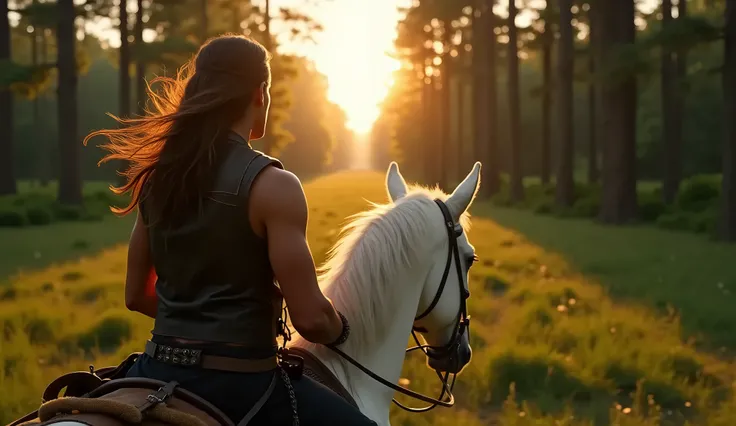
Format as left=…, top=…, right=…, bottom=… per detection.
left=135, top=380, right=179, bottom=413
left=145, top=340, right=278, bottom=373
left=236, top=372, right=278, bottom=426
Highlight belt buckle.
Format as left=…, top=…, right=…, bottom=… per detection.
left=155, top=344, right=202, bottom=367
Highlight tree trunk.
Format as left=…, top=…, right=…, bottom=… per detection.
left=135, top=0, right=146, bottom=114
left=32, top=29, right=40, bottom=186
left=118, top=0, right=131, bottom=185
left=262, top=0, right=274, bottom=155
left=508, top=0, right=524, bottom=202
left=422, top=33, right=436, bottom=184
left=556, top=0, right=575, bottom=207
left=39, top=28, right=50, bottom=187
left=719, top=0, right=736, bottom=240
left=587, top=2, right=600, bottom=184
left=671, top=0, right=687, bottom=193
left=422, top=73, right=434, bottom=183
left=440, top=19, right=453, bottom=190
left=200, top=0, right=208, bottom=42
left=56, top=0, right=82, bottom=205
left=598, top=0, right=638, bottom=223
left=120, top=0, right=130, bottom=117
left=661, top=0, right=680, bottom=204
left=457, top=69, right=465, bottom=176
left=0, top=0, right=15, bottom=195
left=473, top=0, right=490, bottom=196
left=541, top=4, right=552, bottom=185
left=475, top=0, right=500, bottom=197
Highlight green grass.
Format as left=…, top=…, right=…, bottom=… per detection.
left=0, top=215, right=134, bottom=283
left=0, top=180, right=134, bottom=283
left=14, top=180, right=114, bottom=196
left=1, top=171, right=735, bottom=425
left=481, top=205, right=736, bottom=353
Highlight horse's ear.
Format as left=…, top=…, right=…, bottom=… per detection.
left=446, top=162, right=482, bottom=221
left=386, top=162, right=408, bottom=202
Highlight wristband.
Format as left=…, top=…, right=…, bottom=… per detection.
left=327, top=310, right=350, bottom=347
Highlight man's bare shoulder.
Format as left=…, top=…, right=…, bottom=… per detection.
left=251, top=165, right=308, bottom=217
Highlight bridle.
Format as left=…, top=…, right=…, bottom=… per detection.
left=326, top=198, right=471, bottom=413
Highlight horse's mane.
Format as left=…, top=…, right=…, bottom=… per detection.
left=291, top=184, right=471, bottom=357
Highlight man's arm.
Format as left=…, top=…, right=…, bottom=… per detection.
left=250, top=166, right=343, bottom=344
left=124, top=211, right=158, bottom=319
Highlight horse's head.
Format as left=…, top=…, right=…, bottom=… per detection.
left=385, top=162, right=481, bottom=376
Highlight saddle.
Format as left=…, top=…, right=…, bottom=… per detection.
left=9, top=353, right=236, bottom=426
left=9, top=349, right=357, bottom=426
left=287, top=347, right=357, bottom=408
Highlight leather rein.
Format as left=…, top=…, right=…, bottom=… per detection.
left=325, top=199, right=471, bottom=413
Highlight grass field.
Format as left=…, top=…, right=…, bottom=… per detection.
left=1, top=171, right=735, bottom=425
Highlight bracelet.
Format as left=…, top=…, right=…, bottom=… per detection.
left=327, top=310, right=350, bottom=347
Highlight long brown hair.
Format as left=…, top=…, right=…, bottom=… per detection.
left=85, top=34, right=271, bottom=227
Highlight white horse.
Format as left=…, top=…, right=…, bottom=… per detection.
left=23, top=161, right=482, bottom=426
left=290, top=161, right=482, bottom=425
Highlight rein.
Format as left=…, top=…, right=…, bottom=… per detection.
left=325, top=199, right=470, bottom=413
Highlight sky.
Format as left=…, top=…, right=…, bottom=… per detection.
left=81, top=0, right=661, bottom=135
left=270, top=0, right=412, bottom=134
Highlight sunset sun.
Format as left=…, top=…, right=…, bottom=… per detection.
left=274, top=0, right=407, bottom=135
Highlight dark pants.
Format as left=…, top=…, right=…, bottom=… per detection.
left=126, top=352, right=377, bottom=425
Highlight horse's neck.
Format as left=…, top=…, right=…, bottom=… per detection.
left=315, top=269, right=424, bottom=426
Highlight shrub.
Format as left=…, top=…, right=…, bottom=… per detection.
left=638, top=191, right=667, bottom=222
left=0, top=209, right=27, bottom=227
left=491, top=191, right=513, bottom=207
left=533, top=199, right=554, bottom=215
left=677, top=175, right=720, bottom=213
left=52, top=204, right=84, bottom=221
left=570, top=196, right=599, bottom=218
left=24, top=316, right=57, bottom=345
left=75, top=314, right=133, bottom=353
left=25, top=206, right=53, bottom=225
left=692, top=207, right=718, bottom=234
left=656, top=208, right=718, bottom=234
left=80, top=211, right=104, bottom=222
left=656, top=211, right=691, bottom=231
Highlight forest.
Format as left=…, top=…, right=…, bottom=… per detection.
left=0, top=0, right=353, bottom=209
left=372, top=0, right=735, bottom=241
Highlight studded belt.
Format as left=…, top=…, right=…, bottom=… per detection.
left=144, top=340, right=278, bottom=373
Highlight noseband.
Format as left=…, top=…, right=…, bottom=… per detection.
left=326, top=199, right=470, bottom=413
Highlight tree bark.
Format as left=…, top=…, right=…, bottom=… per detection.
left=135, top=0, right=146, bottom=114
left=57, top=0, right=82, bottom=205
left=118, top=0, right=131, bottom=185
left=200, top=0, right=208, bottom=42
left=481, top=0, right=501, bottom=196
left=719, top=0, right=736, bottom=240
left=556, top=0, right=575, bottom=207
left=671, top=0, right=687, bottom=195
left=39, top=28, right=50, bottom=187
left=422, top=74, right=435, bottom=183
left=661, top=0, right=680, bottom=204
left=598, top=0, right=638, bottom=223
left=262, top=0, right=273, bottom=155
left=32, top=28, right=40, bottom=186
left=120, top=0, right=130, bottom=118
left=0, top=0, right=15, bottom=195
left=541, top=4, right=552, bottom=185
left=440, top=19, right=453, bottom=190
left=457, top=64, right=465, bottom=177
left=508, top=0, right=524, bottom=202
left=588, top=2, right=600, bottom=184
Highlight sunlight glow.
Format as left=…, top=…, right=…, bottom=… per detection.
left=84, top=0, right=662, bottom=135
left=273, top=0, right=409, bottom=135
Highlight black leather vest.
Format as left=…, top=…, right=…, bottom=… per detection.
left=141, top=133, right=284, bottom=349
